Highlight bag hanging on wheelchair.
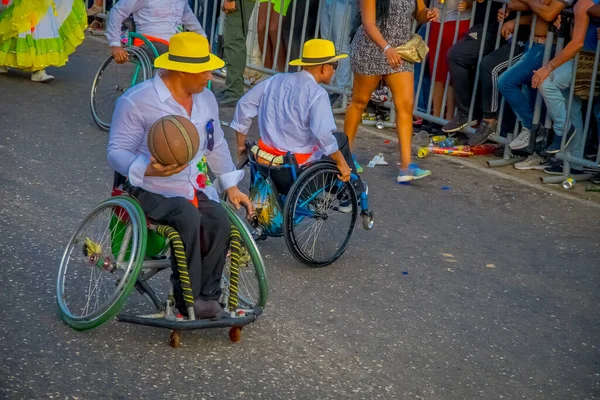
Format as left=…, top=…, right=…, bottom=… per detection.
left=249, top=172, right=284, bottom=236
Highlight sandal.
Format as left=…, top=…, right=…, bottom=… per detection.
left=86, top=4, right=103, bottom=16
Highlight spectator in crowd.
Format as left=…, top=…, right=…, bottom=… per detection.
left=320, top=0, right=358, bottom=104
left=531, top=0, right=599, bottom=175
left=414, top=22, right=432, bottom=118
left=106, top=0, right=206, bottom=65
left=498, top=0, right=568, bottom=162
left=345, top=0, right=439, bottom=183
left=283, top=0, right=320, bottom=73
left=0, top=0, right=87, bottom=83
left=257, top=0, right=289, bottom=71
left=442, top=0, right=507, bottom=133
left=427, top=0, right=471, bottom=121
left=466, top=5, right=531, bottom=146
left=218, top=0, right=255, bottom=106
left=194, top=0, right=216, bottom=46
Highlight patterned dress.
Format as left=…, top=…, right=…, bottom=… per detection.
left=350, top=0, right=415, bottom=76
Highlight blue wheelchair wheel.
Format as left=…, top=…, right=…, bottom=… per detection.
left=283, top=162, right=358, bottom=267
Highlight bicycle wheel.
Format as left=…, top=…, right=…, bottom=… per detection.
left=57, top=196, right=148, bottom=330
left=220, top=201, right=268, bottom=310
left=90, top=47, right=152, bottom=131
left=283, top=162, right=358, bottom=267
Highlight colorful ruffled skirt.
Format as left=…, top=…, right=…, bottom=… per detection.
left=0, top=0, right=86, bottom=71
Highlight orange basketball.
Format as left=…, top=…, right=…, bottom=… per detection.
left=147, top=115, right=200, bottom=166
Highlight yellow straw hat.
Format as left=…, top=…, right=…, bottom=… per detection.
left=289, top=39, right=348, bottom=67
left=154, top=32, right=224, bottom=73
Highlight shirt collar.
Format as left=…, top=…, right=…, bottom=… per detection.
left=153, top=73, right=173, bottom=103
left=300, top=69, right=318, bottom=83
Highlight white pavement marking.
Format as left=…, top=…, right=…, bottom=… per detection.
left=334, top=118, right=600, bottom=210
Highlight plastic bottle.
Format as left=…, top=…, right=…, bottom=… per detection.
left=413, top=130, right=429, bottom=147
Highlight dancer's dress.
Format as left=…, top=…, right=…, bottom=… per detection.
left=0, top=0, right=86, bottom=71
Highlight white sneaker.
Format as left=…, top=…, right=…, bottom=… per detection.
left=31, top=70, right=54, bottom=83
left=0, top=66, right=8, bottom=74
left=509, top=127, right=531, bottom=150
left=514, top=153, right=549, bottom=170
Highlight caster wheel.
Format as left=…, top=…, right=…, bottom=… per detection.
left=362, top=210, right=375, bottom=230
left=375, top=121, right=385, bottom=130
left=169, top=330, right=181, bottom=348
left=229, top=326, right=243, bottom=343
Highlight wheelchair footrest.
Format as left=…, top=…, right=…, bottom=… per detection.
left=117, top=308, right=262, bottom=330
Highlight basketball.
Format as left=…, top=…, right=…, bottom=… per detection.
left=147, top=115, right=200, bottom=166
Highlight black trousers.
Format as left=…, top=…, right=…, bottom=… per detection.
left=479, top=38, right=527, bottom=118
left=130, top=188, right=230, bottom=309
left=446, top=24, right=499, bottom=115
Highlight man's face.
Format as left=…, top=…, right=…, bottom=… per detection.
left=180, top=70, right=213, bottom=93
left=322, top=63, right=337, bottom=85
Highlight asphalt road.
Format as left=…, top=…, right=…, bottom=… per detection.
left=0, top=37, right=599, bottom=400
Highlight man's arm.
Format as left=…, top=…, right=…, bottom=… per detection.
left=105, top=0, right=143, bottom=47
left=308, top=92, right=351, bottom=182
left=533, top=0, right=592, bottom=87
left=588, top=3, right=600, bottom=18
left=182, top=4, right=207, bottom=37
left=230, top=79, right=269, bottom=158
left=522, top=0, right=566, bottom=22
left=107, top=97, right=149, bottom=186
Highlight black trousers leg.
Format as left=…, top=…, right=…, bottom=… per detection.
left=479, top=41, right=527, bottom=118
left=447, top=25, right=484, bottom=114
left=131, top=189, right=230, bottom=311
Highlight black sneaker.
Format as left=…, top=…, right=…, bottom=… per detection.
left=543, top=164, right=584, bottom=175
left=546, top=125, right=576, bottom=154
left=468, top=119, right=497, bottom=146
left=442, top=112, right=469, bottom=133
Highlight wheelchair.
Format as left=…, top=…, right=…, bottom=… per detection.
left=90, top=29, right=159, bottom=131
left=224, top=142, right=375, bottom=268
left=56, top=173, right=268, bottom=348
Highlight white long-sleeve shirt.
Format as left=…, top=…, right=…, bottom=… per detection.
left=230, top=71, right=339, bottom=163
left=105, top=0, right=206, bottom=47
left=107, top=73, right=242, bottom=203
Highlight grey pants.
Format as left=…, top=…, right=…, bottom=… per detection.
left=130, top=188, right=230, bottom=310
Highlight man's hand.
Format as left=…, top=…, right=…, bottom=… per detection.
left=222, top=0, right=236, bottom=13
left=427, top=7, right=441, bottom=21
left=111, top=46, right=129, bottom=64
left=145, top=157, right=188, bottom=177
left=554, top=14, right=562, bottom=29
left=226, top=186, right=253, bottom=215
left=532, top=65, right=552, bottom=88
left=501, top=19, right=516, bottom=39
left=335, top=159, right=352, bottom=182
left=498, top=7, right=511, bottom=21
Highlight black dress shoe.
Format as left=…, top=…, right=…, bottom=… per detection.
left=194, top=299, right=226, bottom=319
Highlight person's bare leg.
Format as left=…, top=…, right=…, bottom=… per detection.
left=344, top=74, right=382, bottom=148
left=257, top=3, right=274, bottom=69
left=433, top=80, right=445, bottom=118
left=385, top=71, right=415, bottom=170
left=268, top=12, right=286, bottom=72
left=445, top=85, right=455, bottom=120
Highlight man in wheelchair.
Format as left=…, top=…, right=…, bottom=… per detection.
left=106, top=0, right=206, bottom=64
left=230, top=39, right=366, bottom=210
left=108, top=32, right=252, bottom=320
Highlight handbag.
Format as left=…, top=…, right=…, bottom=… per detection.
left=395, top=34, right=429, bottom=64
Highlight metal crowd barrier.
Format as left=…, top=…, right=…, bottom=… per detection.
left=96, top=0, right=599, bottom=180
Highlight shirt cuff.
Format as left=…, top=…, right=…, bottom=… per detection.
left=128, top=155, right=150, bottom=187
left=321, top=140, right=339, bottom=156
left=213, top=169, right=244, bottom=193
left=229, top=120, right=249, bottom=135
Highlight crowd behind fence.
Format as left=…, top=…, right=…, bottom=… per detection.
left=91, top=0, right=600, bottom=183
